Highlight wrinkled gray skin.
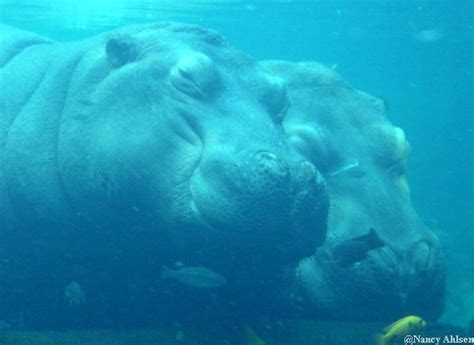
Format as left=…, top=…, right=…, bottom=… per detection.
left=262, top=61, right=445, bottom=320
left=0, top=23, right=328, bottom=317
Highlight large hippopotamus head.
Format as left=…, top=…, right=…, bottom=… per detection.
left=1, top=24, right=328, bottom=271
left=261, top=61, right=445, bottom=320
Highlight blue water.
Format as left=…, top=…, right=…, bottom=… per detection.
left=0, top=0, right=473, bottom=340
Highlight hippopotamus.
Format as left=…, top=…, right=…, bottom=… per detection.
left=0, top=24, right=328, bottom=325
left=261, top=60, right=445, bottom=321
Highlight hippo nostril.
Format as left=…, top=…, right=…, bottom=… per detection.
left=411, top=241, right=433, bottom=272
left=253, top=151, right=289, bottom=181
left=300, top=161, right=317, bottom=182
left=255, top=150, right=278, bottom=161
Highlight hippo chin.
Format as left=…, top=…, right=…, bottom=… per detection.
left=262, top=60, right=445, bottom=320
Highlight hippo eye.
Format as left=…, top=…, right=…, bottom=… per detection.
left=170, top=52, right=217, bottom=98
left=106, top=37, right=138, bottom=68
left=259, top=75, right=290, bottom=123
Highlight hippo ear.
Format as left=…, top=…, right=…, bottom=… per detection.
left=106, top=37, right=138, bottom=68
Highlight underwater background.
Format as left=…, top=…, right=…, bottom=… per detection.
left=0, top=0, right=472, bottom=343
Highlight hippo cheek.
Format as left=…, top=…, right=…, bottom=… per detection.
left=187, top=167, right=234, bottom=230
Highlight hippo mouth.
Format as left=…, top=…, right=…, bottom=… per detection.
left=297, top=236, right=445, bottom=320
left=325, top=237, right=442, bottom=290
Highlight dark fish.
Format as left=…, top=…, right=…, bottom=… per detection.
left=333, top=228, right=385, bottom=268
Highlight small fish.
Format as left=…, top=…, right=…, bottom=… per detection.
left=327, top=160, right=366, bottom=178
left=160, top=265, right=226, bottom=288
left=64, top=281, right=86, bottom=305
left=333, top=228, right=385, bottom=268
left=375, top=315, right=427, bottom=345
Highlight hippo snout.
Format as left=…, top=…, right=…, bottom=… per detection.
left=409, top=240, right=436, bottom=273
left=242, top=151, right=327, bottom=234
left=246, top=150, right=291, bottom=200
left=249, top=150, right=322, bottom=194
left=189, top=148, right=328, bottom=258
left=393, top=236, right=444, bottom=284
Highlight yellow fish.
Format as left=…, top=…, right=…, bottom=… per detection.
left=375, top=315, right=427, bottom=345
left=244, top=325, right=266, bottom=345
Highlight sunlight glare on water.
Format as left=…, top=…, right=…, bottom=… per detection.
left=0, top=0, right=251, bottom=33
